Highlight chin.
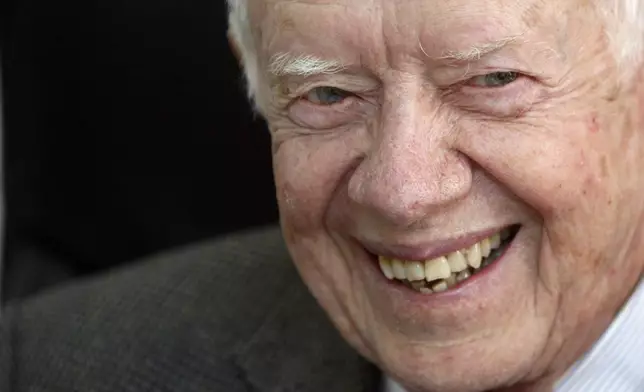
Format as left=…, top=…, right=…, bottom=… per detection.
left=372, top=325, right=550, bottom=392
left=295, top=222, right=564, bottom=392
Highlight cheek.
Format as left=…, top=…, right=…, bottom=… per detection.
left=461, top=121, right=594, bottom=217
left=587, top=112, right=600, bottom=134
left=496, top=108, right=625, bottom=209
left=460, top=116, right=618, bottom=262
left=272, top=133, right=362, bottom=233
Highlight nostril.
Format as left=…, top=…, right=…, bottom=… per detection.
left=347, top=149, right=471, bottom=226
left=355, top=186, right=438, bottom=227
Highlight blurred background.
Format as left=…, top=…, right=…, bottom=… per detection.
left=0, top=0, right=278, bottom=302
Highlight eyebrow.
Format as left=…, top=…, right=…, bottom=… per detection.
left=430, top=35, right=522, bottom=63
left=268, top=52, right=345, bottom=77
left=267, top=35, right=522, bottom=78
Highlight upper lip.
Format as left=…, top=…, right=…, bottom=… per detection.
left=359, top=225, right=512, bottom=262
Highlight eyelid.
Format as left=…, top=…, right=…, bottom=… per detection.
left=279, top=74, right=380, bottom=98
left=451, top=76, right=540, bottom=117
left=464, top=72, right=517, bottom=88
left=287, top=94, right=366, bottom=130
left=297, top=93, right=358, bottom=111
left=459, top=73, right=528, bottom=91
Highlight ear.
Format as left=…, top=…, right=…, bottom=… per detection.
left=228, top=30, right=243, bottom=66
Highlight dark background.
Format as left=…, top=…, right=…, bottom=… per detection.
left=0, top=0, right=278, bottom=300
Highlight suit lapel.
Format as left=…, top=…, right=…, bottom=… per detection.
left=233, top=278, right=381, bottom=392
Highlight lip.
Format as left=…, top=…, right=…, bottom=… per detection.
left=360, top=227, right=520, bottom=307
left=394, top=236, right=512, bottom=292
left=359, top=225, right=513, bottom=262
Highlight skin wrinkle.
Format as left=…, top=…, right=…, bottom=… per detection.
left=330, top=231, right=377, bottom=356
left=237, top=0, right=644, bottom=391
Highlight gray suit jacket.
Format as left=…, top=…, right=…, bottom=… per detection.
left=0, top=226, right=380, bottom=391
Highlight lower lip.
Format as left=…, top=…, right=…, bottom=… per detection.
left=364, top=232, right=517, bottom=303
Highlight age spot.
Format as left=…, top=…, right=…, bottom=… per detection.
left=588, top=113, right=600, bottom=134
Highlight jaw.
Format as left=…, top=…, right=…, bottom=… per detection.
left=280, top=184, right=644, bottom=392
left=283, top=221, right=563, bottom=391
left=287, top=214, right=642, bottom=391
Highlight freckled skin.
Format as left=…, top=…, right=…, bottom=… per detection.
left=236, top=0, right=644, bottom=391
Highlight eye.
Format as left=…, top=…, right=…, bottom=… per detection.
left=304, top=86, right=352, bottom=105
left=467, top=71, right=519, bottom=88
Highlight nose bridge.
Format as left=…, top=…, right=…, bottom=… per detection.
left=348, top=83, right=470, bottom=225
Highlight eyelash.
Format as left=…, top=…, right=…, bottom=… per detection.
left=464, top=71, right=520, bottom=88
left=297, top=72, right=525, bottom=107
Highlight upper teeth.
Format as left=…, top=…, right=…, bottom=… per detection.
left=378, top=232, right=503, bottom=283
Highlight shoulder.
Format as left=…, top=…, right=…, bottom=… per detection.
left=3, top=225, right=307, bottom=391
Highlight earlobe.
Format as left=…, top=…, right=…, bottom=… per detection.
left=228, top=30, right=243, bottom=67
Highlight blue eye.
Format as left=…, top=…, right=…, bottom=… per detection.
left=468, top=71, right=518, bottom=87
left=305, top=86, right=352, bottom=105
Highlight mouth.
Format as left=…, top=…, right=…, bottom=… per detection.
left=376, top=225, right=520, bottom=294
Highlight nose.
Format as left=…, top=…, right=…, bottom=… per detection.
left=347, top=91, right=471, bottom=227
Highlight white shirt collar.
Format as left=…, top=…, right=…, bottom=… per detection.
left=384, top=279, right=644, bottom=392
left=555, top=278, right=644, bottom=391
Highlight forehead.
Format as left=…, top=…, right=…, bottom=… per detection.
left=251, top=0, right=567, bottom=64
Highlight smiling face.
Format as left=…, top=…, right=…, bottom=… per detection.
left=240, top=0, right=644, bottom=390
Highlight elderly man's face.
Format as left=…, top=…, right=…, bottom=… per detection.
left=247, top=0, right=644, bottom=390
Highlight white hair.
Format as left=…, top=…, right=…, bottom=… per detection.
left=226, top=0, right=261, bottom=105
left=268, top=52, right=345, bottom=77
left=601, top=0, right=644, bottom=72
left=227, top=0, right=644, bottom=106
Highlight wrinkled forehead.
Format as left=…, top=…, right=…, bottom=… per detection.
left=249, top=0, right=577, bottom=65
